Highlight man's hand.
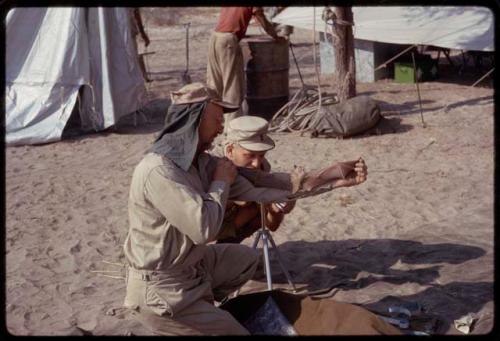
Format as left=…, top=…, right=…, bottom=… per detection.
left=354, top=158, right=367, bottom=184
left=213, top=158, right=237, bottom=185
left=333, top=157, right=368, bottom=188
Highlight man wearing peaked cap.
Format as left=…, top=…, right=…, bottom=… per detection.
left=226, top=115, right=275, bottom=151
left=214, top=116, right=296, bottom=243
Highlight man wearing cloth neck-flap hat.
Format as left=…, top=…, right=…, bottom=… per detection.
left=123, top=82, right=368, bottom=335
left=123, top=82, right=300, bottom=335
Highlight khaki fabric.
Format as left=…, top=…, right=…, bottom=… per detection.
left=206, top=32, right=245, bottom=126
left=125, top=244, right=258, bottom=335
left=226, top=116, right=275, bottom=151
left=169, top=82, right=238, bottom=111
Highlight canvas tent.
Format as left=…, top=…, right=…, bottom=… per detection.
left=5, top=7, right=146, bottom=146
left=273, top=6, right=494, bottom=81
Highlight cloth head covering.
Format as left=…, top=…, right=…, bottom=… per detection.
left=170, top=82, right=239, bottom=112
left=148, top=83, right=239, bottom=171
left=226, top=116, right=275, bottom=151
left=149, top=102, right=206, bottom=171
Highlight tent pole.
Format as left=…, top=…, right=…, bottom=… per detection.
left=374, top=44, right=417, bottom=71
left=411, top=52, right=426, bottom=128
left=470, top=67, right=494, bottom=87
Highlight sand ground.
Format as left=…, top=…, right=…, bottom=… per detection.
left=5, top=7, right=495, bottom=335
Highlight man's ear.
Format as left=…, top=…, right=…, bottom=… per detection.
left=225, top=143, right=234, bottom=159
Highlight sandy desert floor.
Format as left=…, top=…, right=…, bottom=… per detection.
left=5, top=7, right=495, bottom=335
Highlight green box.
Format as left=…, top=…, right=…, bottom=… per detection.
left=394, top=62, right=415, bottom=83
left=394, top=57, right=439, bottom=83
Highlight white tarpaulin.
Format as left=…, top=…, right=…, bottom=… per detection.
left=5, top=7, right=146, bottom=145
left=273, top=6, right=494, bottom=52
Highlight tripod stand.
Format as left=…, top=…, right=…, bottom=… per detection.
left=251, top=203, right=297, bottom=292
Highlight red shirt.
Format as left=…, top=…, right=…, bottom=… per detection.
left=214, top=7, right=262, bottom=41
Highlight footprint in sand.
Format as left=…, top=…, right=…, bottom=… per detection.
left=50, top=218, right=59, bottom=231
left=390, top=211, right=402, bottom=219
left=70, top=241, right=81, bottom=254
left=83, top=286, right=97, bottom=296
left=366, top=186, right=376, bottom=193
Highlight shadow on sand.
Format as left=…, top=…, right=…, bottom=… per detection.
left=255, top=238, right=492, bottom=333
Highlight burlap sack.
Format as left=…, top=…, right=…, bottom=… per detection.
left=310, top=95, right=382, bottom=137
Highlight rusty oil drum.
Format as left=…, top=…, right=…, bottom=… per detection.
left=240, top=35, right=289, bottom=120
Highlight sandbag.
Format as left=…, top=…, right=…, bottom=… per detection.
left=310, top=95, right=381, bottom=137
left=219, top=290, right=402, bottom=335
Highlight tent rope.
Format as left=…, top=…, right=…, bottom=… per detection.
left=268, top=7, right=339, bottom=135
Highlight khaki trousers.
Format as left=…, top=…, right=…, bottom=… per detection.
left=206, top=32, right=246, bottom=128
left=124, top=244, right=259, bottom=335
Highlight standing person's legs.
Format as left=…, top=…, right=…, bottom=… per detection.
left=220, top=35, right=245, bottom=122
left=207, top=32, right=223, bottom=97
left=208, top=32, right=246, bottom=130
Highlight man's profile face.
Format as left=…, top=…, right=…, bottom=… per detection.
left=198, top=102, right=224, bottom=151
left=227, top=144, right=267, bottom=169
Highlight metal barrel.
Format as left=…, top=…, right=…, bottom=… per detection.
left=241, top=35, right=289, bottom=121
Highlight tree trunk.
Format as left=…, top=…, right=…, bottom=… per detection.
left=332, top=7, right=356, bottom=101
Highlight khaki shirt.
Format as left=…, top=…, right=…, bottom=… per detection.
left=124, top=152, right=291, bottom=271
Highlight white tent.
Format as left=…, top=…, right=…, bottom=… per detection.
left=5, top=7, right=147, bottom=146
left=273, top=6, right=494, bottom=52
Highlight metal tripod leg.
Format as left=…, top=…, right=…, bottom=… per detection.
left=261, top=230, right=273, bottom=291
left=266, top=231, right=297, bottom=293
left=251, top=230, right=261, bottom=249
left=259, top=204, right=273, bottom=290
left=233, top=203, right=297, bottom=298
